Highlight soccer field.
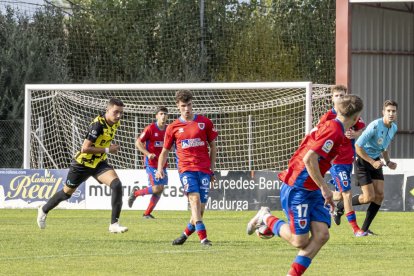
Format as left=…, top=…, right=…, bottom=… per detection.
left=1, top=209, right=413, bottom=275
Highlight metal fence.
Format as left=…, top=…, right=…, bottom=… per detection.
left=0, top=120, right=23, bottom=168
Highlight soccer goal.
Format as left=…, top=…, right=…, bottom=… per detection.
left=24, top=82, right=332, bottom=171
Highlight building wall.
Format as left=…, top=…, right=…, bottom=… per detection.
left=351, top=4, right=414, bottom=158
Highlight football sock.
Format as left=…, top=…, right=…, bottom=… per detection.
left=195, top=221, right=207, bottom=241
left=352, top=194, right=362, bottom=206
left=337, top=200, right=344, bottom=212
left=42, top=190, right=71, bottom=213
left=346, top=211, right=361, bottom=232
left=361, top=202, right=381, bottom=232
left=184, top=222, right=195, bottom=237
left=143, top=194, right=160, bottom=216
left=110, top=178, right=123, bottom=224
left=134, top=186, right=153, bottom=197
left=287, top=255, right=312, bottom=276
left=266, top=215, right=286, bottom=237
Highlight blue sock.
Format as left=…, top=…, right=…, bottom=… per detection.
left=294, top=255, right=312, bottom=268
left=272, top=219, right=286, bottom=237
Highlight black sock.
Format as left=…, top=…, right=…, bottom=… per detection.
left=352, top=194, right=362, bottom=206
left=361, top=202, right=381, bottom=232
left=337, top=200, right=344, bottom=212
left=43, top=190, right=71, bottom=213
left=110, top=178, right=123, bottom=224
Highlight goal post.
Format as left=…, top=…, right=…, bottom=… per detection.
left=24, top=82, right=332, bottom=170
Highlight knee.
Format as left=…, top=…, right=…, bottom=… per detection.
left=317, top=231, right=330, bottom=245
left=110, top=178, right=122, bottom=191
left=375, top=193, right=384, bottom=203
left=361, top=193, right=375, bottom=203
left=291, top=237, right=310, bottom=249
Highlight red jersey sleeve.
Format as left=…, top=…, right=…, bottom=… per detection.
left=163, top=124, right=175, bottom=150
left=310, top=122, right=342, bottom=159
left=353, top=117, right=365, bottom=131
left=205, top=118, right=218, bottom=142
left=138, top=125, right=151, bottom=143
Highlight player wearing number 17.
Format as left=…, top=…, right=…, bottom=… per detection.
left=247, top=95, right=363, bottom=276
left=156, top=90, right=218, bottom=247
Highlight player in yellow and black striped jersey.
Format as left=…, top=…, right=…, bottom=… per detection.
left=37, top=98, right=129, bottom=233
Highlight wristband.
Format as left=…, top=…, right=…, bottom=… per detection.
left=105, top=148, right=110, bottom=154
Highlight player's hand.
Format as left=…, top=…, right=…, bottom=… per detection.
left=147, top=153, right=156, bottom=160
left=321, top=185, right=335, bottom=213
left=210, top=174, right=216, bottom=185
left=109, top=144, right=120, bottom=154
left=387, top=161, right=397, bottom=170
left=371, top=160, right=384, bottom=169
left=345, top=129, right=356, bottom=139
left=155, top=169, right=164, bottom=180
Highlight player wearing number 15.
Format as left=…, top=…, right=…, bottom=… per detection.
left=247, top=95, right=363, bottom=276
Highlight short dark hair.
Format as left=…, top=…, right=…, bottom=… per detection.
left=331, top=84, right=347, bottom=95
left=175, top=90, right=193, bottom=103
left=108, top=98, right=124, bottom=107
left=337, top=95, right=363, bottom=117
left=155, top=106, right=168, bottom=114
left=383, top=100, right=398, bottom=110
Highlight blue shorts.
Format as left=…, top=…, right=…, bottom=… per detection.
left=146, top=167, right=168, bottom=186
left=179, top=171, right=211, bottom=203
left=329, top=164, right=352, bottom=192
left=280, top=183, right=331, bottom=235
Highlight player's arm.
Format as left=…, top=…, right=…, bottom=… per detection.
left=355, top=144, right=383, bottom=169
left=135, top=138, right=156, bottom=160
left=209, top=140, right=217, bottom=182
left=155, top=148, right=170, bottom=179
left=81, top=122, right=119, bottom=154
left=381, top=150, right=397, bottom=170
left=303, top=150, right=334, bottom=210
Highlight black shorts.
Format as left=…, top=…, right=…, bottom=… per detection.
left=355, top=156, right=384, bottom=186
left=65, top=160, right=114, bottom=188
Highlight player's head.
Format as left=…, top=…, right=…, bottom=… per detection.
left=382, top=100, right=398, bottom=123
left=331, top=85, right=347, bottom=107
left=336, top=94, right=363, bottom=128
left=155, top=106, right=168, bottom=125
left=106, top=98, right=124, bottom=125
left=175, top=90, right=193, bottom=120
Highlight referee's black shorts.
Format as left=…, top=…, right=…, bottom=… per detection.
left=65, top=160, right=114, bottom=188
left=355, top=155, right=384, bottom=186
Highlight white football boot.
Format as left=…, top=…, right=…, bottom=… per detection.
left=37, top=205, right=47, bottom=229
left=109, top=222, right=128, bottom=233
left=247, top=206, right=271, bottom=235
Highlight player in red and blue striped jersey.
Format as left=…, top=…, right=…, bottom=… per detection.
left=247, top=95, right=364, bottom=276
left=317, top=85, right=367, bottom=236
left=156, top=90, right=218, bottom=246
left=128, top=107, right=168, bottom=219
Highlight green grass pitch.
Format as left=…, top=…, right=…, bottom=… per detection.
left=1, top=209, right=413, bottom=275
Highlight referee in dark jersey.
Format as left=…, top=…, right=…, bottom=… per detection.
left=37, top=98, right=128, bottom=233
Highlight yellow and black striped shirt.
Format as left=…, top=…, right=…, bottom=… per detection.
left=75, top=114, right=120, bottom=168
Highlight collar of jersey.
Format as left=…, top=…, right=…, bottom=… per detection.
left=179, top=114, right=198, bottom=123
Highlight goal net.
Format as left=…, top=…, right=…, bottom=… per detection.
left=24, top=83, right=332, bottom=171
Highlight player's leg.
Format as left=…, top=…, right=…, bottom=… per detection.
left=142, top=168, right=167, bottom=218
left=96, top=164, right=127, bottom=233
left=37, top=163, right=87, bottom=229
left=361, top=179, right=384, bottom=233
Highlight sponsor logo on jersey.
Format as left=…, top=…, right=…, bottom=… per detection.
left=322, top=140, right=334, bottom=153
left=154, top=141, right=164, bottom=147
left=155, top=133, right=159, bottom=137
left=198, top=123, right=205, bottom=130
left=179, top=128, right=184, bottom=133
left=298, top=219, right=307, bottom=229
left=181, top=138, right=205, bottom=149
